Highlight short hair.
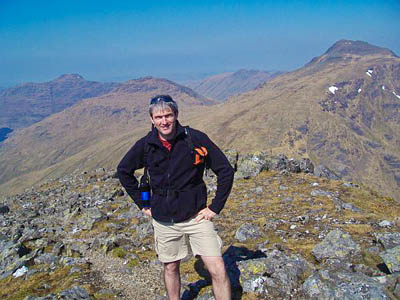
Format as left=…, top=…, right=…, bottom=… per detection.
left=149, top=95, right=179, bottom=117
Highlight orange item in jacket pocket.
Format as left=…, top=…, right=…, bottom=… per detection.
left=194, top=147, right=208, bottom=165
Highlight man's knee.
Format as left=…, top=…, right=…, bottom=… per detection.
left=202, top=257, right=227, bottom=279
left=164, top=260, right=180, bottom=274
left=209, top=266, right=227, bottom=280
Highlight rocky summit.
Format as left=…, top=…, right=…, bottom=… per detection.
left=1, top=151, right=399, bottom=300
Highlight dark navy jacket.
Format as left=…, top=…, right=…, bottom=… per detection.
left=117, top=121, right=234, bottom=223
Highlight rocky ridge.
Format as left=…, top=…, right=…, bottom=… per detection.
left=306, top=39, right=397, bottom=67
left=183, top=39, right=400, bottom=202
left=1, top=151, right=400, bottom=299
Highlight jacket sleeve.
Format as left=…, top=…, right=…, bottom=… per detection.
left=195, top=130, right=234, bottom=214
left=116, top=137, right=146, bottom=210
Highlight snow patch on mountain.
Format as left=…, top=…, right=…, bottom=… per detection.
left=329, top=86, right=338, bottom=94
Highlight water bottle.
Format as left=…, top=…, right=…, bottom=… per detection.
left=139, top=174, right=151, bottom=208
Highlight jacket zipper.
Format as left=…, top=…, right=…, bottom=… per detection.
left=167, top=152, right=174, bottom=223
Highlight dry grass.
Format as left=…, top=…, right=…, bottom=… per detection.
left=215, top=170, right=400, bottom=269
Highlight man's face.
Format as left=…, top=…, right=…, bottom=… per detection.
left=150, top=108, right=177, bottom=140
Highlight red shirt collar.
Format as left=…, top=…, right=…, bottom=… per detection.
left=158, top=133, right=172, bottom=151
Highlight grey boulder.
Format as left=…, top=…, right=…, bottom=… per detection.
left=312, top=230, right=361, bottom=262
left=302, top=269, right=391, bottom=300
left=380, top=245, right=400, bottom=273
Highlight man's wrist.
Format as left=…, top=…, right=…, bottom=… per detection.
left=207, top=206, right=218, bottom=215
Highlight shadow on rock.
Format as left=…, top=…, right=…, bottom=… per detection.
left=181, top=245, right=265, bottom=300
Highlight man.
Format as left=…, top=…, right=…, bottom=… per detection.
left=117, top=95, right=234, bottom=300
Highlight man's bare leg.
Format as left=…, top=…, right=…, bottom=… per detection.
left=163, top=260, right=181, bottom=300
left=201, top=256, right=231, bottom=300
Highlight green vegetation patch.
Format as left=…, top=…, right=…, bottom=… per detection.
left=111, top=247, right=128, bottom=259
left=0, top=266, right=83, bottom=300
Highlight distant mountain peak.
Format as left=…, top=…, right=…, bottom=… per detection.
left=324, top=39, right=396, bottom=57
left=184, top=69, right=281, bottom=101
left=234, top=69, right=258, bottom=75
left=232, top=69, right=261, bottom=77
left=55, top=74, right=85, bottom=81
left=0, top=75, right=119, bottom=129
left=306, top=39, right=397, bottom=67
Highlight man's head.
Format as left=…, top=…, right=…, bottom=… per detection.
left=149, top=95, right=178, bottom=117
left=149, top=95, right=178, bottom=140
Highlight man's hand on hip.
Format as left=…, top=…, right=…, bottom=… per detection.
left=142, top=208, right=152, bottom=217
left=195, top=207, right=216, bottom=222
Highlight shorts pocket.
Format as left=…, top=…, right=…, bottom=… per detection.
left=154, top=236, right=160, bottom=255
left=216, top=233, right=223, bottom=250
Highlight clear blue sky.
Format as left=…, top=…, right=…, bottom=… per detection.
left=0, top=0, right=399, bottom=86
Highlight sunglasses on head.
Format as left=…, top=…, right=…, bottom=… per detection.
left=150, top=95, right=175, bottom=105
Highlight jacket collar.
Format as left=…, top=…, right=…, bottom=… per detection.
left=147, top=120, right=186, bottom=147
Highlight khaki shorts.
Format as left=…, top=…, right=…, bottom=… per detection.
left=152, top=217, right=223, bottom=263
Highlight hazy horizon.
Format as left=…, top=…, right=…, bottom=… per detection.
left=1, top=0, right=399, bottom=87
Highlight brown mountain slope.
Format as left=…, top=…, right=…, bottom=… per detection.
left=0, top=77, right=213, bottom=187
left=185, top=40, right=400, bottom=200
left=1, top=40, right=399, bottom=202
left=183, top=69, right=281, bottom=101
left=0, top=74, right=119, bottom=130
